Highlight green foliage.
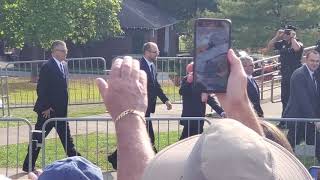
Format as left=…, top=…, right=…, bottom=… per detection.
left=179, top=0, right=320, bottom=51
left=215, top=0, right=320, bottom=48
left=0, top=0, right=122, bottom=49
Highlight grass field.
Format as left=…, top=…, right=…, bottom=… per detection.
left=0, top=131, right=318, bottom=171
left=2, top=77, right=180, bottom=108
left=0, top=131, right=180, bottom=171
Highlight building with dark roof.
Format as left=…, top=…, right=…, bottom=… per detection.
left=18, top=0, right=180, bottom=65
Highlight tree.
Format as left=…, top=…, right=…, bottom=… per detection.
left=0, top=0, right=122, bottom=50
left=140, top=0, right=217, bottom=19
left=212, top=0, right=320, bottom=49
left=178, top=0, right=320, bottom=52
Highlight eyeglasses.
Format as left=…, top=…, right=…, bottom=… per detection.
left=55, top=49, right=68, bottom=53
left=149, top=50, right=160, bottom=54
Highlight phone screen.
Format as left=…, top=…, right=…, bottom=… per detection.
left=194, top=18, right=231, bottom=92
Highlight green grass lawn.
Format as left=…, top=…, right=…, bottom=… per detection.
left=0, top=130, right=317, bottom=171
left=5, top=77, right=102, bottom=108
left=0, top=131, right=180, bottom=171
left=0, top=104, right=106, bottom=128
left=3, top=77, right=180, bottom=108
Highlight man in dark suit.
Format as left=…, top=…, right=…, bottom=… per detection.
left=240, top=56, right=264, bottom=117
left=139, top=42, right=172, bottom=140
left=283, top=50, right=320, bottom=161
left=23, top=40, right=80, bottom=173
left=108, top=42, right=172, bottom=169
left=179, top=62, right=225, bottom=140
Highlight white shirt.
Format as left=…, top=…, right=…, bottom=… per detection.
left=247, top=75, right=258, bottom=91
left=306, top=64, right=315, bottom=81
left=53, top=57, right=65, bottom=74
left=143, top=56, right=154, bottom=73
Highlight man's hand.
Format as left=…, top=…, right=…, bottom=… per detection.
left=290, top=31, right=296, bottom=39
left=96, top=56, right=148, bottom=120
left=165, top=100, right=172, bottom=110
left=220, top=112, right=226, bottom=118
left=201, top=93, right=208, bottom=103
left=41, top=108, right=53, bottom=119
left=275, top=29, right=284, bottom=40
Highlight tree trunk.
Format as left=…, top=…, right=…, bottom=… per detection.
left=30, top=45, right=43, bottom=83
left=0, top=40, right=4, bottom=56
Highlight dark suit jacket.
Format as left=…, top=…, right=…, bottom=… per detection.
left=140, top=57, right=168, bottom=114
left=34, top=58, right=68, bottom=116
left=283, top=65, right=320, bottom=118
left=179, top=76, right=224, bottom=125
left=247, top=77, right=264, bottom=117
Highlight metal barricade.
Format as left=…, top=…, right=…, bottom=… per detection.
left=270, top=75, right=281, bottom=103
left=253, top=45, right=316, bottom=101
left=264, top=117, right=320, bottom=167
left=3, top=57, right=106, bottom=108
left=40, top=117, right=210, bottom=173
left=0, top=75, right=10, bottom=116
left=156, top=57, right=193, bottom=103
left=0, top=118, right=32, bottom=177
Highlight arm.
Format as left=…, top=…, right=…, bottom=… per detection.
left=155, top=77, right=169, bottom=104
left=290, top=73, right=315, bottom=117
left=290, top=37, right=303, bottom=52
left=179, top=77, right=192, bottom=96
left=207, top=95, right=224, bottom=116
left=267, top=30, right=283, bottom=51
left=216, top=50, right=263, bottom=135
left=36, top=65, right=51, bottom=112
left=96, top=57, right=154, bottom=180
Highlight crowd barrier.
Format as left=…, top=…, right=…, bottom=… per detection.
left=2, top=116, right=320, bottom=177
left=40, top=117, right=210, bottom=170
left=0, top=118, right=33, bottom=177
left=2, top=57, right=106, bottom=108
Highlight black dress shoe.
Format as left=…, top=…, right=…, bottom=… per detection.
left=108, top=154, right=117, bottom=170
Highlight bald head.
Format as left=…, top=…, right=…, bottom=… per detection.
left=143, top=42, right=159, bottom=62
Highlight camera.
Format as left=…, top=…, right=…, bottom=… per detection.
left=284, top=29, right=291, bottom=35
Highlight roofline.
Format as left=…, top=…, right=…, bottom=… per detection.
left=121, top=20, right=181, bottom=30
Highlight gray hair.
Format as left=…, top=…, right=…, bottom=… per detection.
left=51, top=40, right=66, bottom=51
left=240, top=56, right=254, bottom=64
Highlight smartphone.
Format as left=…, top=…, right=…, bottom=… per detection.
left=194, top=18, right=231, bottom=92
left=309, top=166, right=320, bottom=180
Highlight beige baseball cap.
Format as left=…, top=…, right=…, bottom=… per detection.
left=143, top=119, right=312, bottom=180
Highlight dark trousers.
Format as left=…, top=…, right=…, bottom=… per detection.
left=281, top=77, right=290, bottom=117
left=23, top=113, right=78, bottom=172
left=279, top=77, right=290, bottom=127
left=145, top=111, right=156, bottom=146
left=287, top=121, right=320, bottom=161
left=179, top=120, right=204, bottom=140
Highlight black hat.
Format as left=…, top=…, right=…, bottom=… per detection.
left=284, top=25, right=297, bottom=31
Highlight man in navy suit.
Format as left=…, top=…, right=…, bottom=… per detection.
left=139, top=42, right=172, bottom=139
left=240, top=56, right=264, bottom=117
left=283, top=50, right=320, bottom=161
left=23, top=40, right=80, bottom=173
left=108, top=42, right=172, bottom=169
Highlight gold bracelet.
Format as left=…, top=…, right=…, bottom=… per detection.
left=114, top=109, right=146, bottom=124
